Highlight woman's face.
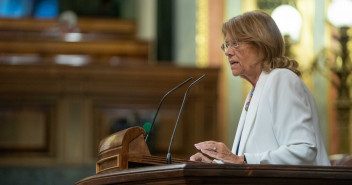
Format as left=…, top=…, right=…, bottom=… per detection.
left=224, top=34, right=262, bottom=84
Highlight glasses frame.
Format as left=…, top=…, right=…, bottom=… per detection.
left=221, top=40, right=240, bottom=52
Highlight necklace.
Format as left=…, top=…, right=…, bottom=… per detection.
left=245, top=88, right=255, bottom=111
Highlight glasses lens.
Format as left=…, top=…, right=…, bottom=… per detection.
left=221, top=44, right=226, bottom=52
left=221, top=43, right=229, bottom=52
left=233, top=41, right=239, bottom=47
left=221, top=41, right=240, bottom=52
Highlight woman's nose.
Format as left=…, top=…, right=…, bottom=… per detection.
left=225, top=49, right=231, bottom=57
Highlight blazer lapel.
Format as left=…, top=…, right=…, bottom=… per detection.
left=238, top=71, right=269, bottom=155
left=231, top=105, right=248, bottom=154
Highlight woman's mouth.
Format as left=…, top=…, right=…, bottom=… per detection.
left=230, top=61, right=239, bottom=65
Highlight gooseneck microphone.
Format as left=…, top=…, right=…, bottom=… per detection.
left=166, top=74, right=206, bottom=164
left=144, top=77, right=193, bottom=142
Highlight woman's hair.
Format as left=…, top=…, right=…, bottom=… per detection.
left=222, top=10, right=301, bottom=76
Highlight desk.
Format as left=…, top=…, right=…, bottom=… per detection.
left=76, top=163, right=352, bottom=185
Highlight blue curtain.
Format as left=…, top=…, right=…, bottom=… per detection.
left=34, top=0, right=58, bottom=19
left=0, top=0, right=59, bottom=18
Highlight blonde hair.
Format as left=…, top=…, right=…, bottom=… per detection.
left=222, top=10, right=300, bottom=76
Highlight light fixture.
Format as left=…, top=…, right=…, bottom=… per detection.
left=328, top=0, right=352, bottom=28
left=271, top=5, right=302, bottom=58
left=271, top=5, right=302, bottom=43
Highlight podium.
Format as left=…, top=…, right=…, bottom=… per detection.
left=78, top=127, right=352, bottom=185
left=78, top=163, right=352, bottom=185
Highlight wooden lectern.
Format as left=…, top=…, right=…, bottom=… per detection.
left=95, top=126, right=189, bottom=174
left=78, top=126, right=352, bottom=185
left=79, top=163, right=352, bottom=185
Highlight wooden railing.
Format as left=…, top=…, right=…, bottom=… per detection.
left=0, top=17, right=136, bottom=34
left=0, top=17, right=149, bottom=65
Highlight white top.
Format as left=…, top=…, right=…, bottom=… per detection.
left=232, top=69, right=330, bottom=165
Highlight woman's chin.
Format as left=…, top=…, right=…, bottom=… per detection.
left=231, top=71, right=241, bottom=77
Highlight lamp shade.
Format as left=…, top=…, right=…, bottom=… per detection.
left=328, top=0, right=352, bottom=27
left=272, top=5, right=302, bottom=42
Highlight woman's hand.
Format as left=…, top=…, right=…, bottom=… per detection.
left=192, top=141, right=245, bottom=164
left=189, top=152, right=214, bottom=163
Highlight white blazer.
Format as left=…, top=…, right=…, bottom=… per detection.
left=232, top=69, right=330, bottom=165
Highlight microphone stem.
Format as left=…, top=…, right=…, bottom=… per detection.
left=167, top=89, right=188, bottom=156
left=167, top=74, right=206, bottom=164
left=145, top=77, right=193, bottom=142
left=166, top=153, right=172, bottom=164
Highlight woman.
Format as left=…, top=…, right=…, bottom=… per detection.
left=190, top=10, right=330, bottom=165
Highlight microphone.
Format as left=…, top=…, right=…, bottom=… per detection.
left=144, top=77, right=193, bottom=142
left=166, top=74, right=206, bottom=164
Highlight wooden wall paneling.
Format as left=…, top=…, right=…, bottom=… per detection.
left=0, top=103, right=50, bottom=153
left=0, top=65, right=219, bottom=165
left=56, top=97, right=95, bottom=164
left=0, top=98, right=58, bottom=165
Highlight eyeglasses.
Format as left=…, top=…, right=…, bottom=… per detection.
left=221, top=41, right=240, bottom=52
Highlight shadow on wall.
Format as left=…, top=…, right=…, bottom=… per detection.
left=0, top=165, right=95, bottom=185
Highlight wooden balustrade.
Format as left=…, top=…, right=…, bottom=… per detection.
left=0, top=17, right=149, bottom=65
